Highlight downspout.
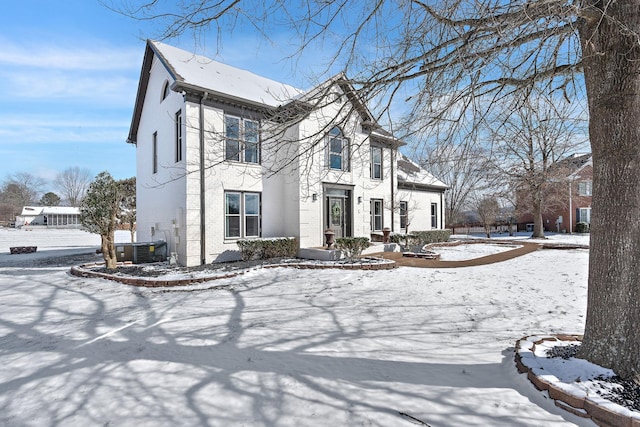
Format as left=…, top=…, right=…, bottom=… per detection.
left=568, top=180, right=573, bottom=234
left=440, top=191, right=444, bottom=229
left=390, top=148, right=395, bottom=231
left=199, top=92, right=208, bottom=265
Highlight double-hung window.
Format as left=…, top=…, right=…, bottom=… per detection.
left=371, top=146, right=382, bottom=179
left=431, top=203, right=438, bottom=228
left=225, top=191, right=261, bottom=239
left=399, top=201, right=408, bottom=230
left=225, top=116, right=260, bottom=164
left=578, top=181, right=592, bottom=196
left=578, top=207, right=592, bottom=224
left=371, top=199, right=383, bottom=231
left=328, top=126, right=349, bottom=171
left=175, top=110, right=183, bottom=163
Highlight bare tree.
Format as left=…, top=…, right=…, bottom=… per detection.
left=55, top=167, right=92, bottom=207
left=420, top=140, right=491, bottom=232
left=114, top=0, right=640, bottom=378
left=487, top=89, right=587, bottom=238
left=0, top=173, right=44, bottom=210
left=475, top=195, right=500, bottom=238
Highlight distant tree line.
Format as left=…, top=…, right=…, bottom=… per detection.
left=1, top=167, right=99, bottom=222
left=1, top=168, right=136, bottom=241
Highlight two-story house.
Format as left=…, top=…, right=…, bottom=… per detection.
left=517, top=153, right=592, bottom=233
left=127, top=40, right=447, bottom=266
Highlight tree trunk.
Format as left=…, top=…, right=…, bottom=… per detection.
left=531, top=196, right=545, bottom=239
left=101, top=232, right=117, bottom=269
left=578, top=2, right=640, bottom=379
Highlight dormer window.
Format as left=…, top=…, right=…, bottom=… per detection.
left=161, top=80, right=171, bottom=102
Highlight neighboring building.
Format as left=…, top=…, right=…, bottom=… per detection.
left=127, top=40, right=447, bottom=266
left=16, top=206, right=81, bottom=228
left=517, top=153, right=592, bottom=233
left=396, top=155, right=448, bottom=232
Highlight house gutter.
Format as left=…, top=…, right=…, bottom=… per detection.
left=199, top=92, right=208, bottom=265
left=174, top=81, right=276, bottom=113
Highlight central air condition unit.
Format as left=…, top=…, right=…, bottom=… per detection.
left=116, top=244, right=134, bottom=262
left=131, top=241, right=168, bottom=263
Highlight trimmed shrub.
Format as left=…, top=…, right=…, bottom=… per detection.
left=575, top=222, right=590, bottom=233
left=237, top=237, right=299, bottom=261
left=391, top=229, right=451, bottom=248
left=335, top=237, right=370, bottom=262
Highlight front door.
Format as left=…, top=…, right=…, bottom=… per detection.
left=328, top=197, right=345, bottom=238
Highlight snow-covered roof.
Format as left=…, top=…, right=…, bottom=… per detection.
left=21, top=206, right=80, bottom=216
left=128, top=40, right=401, bottom=146
left=397, top=154, right=448, bottom=191
left=151, top=41, right=303, bottom=108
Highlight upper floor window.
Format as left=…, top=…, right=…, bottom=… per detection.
left=371, top=146, right=382, bottom=179
left=175, top=110, right=183, bottom=163
left=578, top=181, right=592, bottom=196
left=161, top=80, right=170, bottom=102
left=328, top=126, right=349, bottom=171
left=225, top=116, right=260, bottom=164
left=152, top=132, right=158, bottom=174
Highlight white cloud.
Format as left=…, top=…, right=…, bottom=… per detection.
left=0, top=38, right=141, bottom=71
left=0, top=113, right=130, bottom=145
left=3, top=70, right=138, bottom=105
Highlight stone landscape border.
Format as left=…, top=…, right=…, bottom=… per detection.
left=70, top=257, right=396, bottom=288
left=515, top=334, right=640, bottom=427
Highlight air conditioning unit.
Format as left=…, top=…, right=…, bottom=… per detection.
left=116, top=244, right=134, bottom=262
left=132, top=241, right=168, bottom=263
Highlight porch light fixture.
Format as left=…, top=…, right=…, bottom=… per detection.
left=312, top=193, right=317, bottom=202
left=358, top=196, right=362, bottom=204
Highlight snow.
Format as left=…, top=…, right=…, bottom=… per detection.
left=152, top=41, right=303, bottom=107
left=0, top=229, right=600, bottom=426
left=0, top=228, right=132, bottom=266
left=433, top=243, right=522, bottom=261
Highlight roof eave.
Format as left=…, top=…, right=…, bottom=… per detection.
left=398, top=180, right=449, bottom=192
left=127, top=41, right=156, bottom=145
left=172, top=81, right=279, bottom=112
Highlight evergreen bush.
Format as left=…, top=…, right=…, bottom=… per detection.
left=237, top=237, right=298, bottom=261
left=575, top=222, right=590, bottom=233
left=335, top=237, right=370, bottom=262
left=391, top=229, right=451, bottom=248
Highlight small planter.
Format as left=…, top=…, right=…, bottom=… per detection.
left=324, top=229, right=336, bottom=249
left=382, top=227, right=391, bottom=243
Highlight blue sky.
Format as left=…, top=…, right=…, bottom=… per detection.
left=0, top=1, right=319, bottom=186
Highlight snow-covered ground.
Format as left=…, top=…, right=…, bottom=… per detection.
left=433, top=243, right=523, bottom=261
left=0, top=229, right=596, bottom=426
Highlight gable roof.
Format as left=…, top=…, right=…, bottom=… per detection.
left=127, top=40, right=402, bottom=147
left=152, top=40, right=303, bottom=107
left=397, top=154, right=448, bottom=191
left=550, top=153, right=592, bottom=179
